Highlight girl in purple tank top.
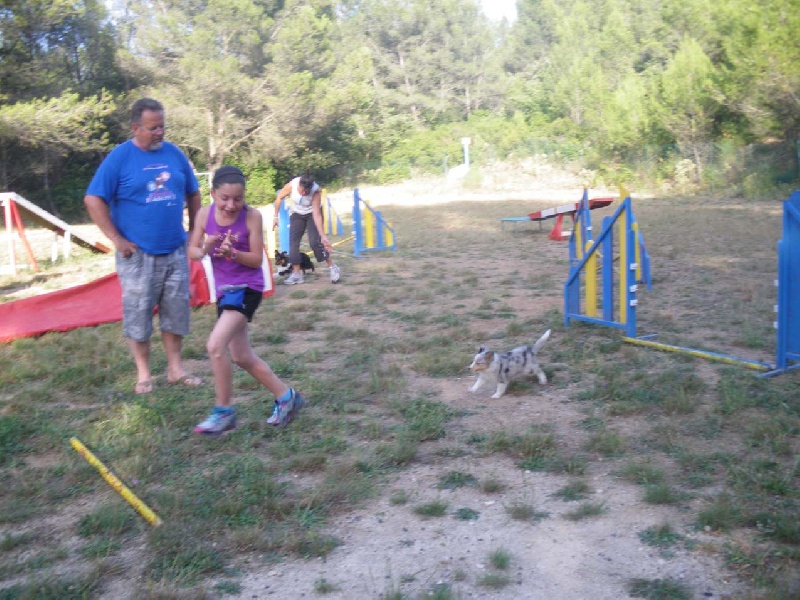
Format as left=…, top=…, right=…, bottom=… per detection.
left=188, top=166, right=306, bottom=436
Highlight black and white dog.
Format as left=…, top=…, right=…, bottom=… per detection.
left=274, top=250, right=315, bottom=277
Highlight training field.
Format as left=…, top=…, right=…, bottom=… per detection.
left=1, top=186, right=798, bottom=599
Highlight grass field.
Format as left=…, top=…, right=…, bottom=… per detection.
left=0, top=190, right=798, bottom=599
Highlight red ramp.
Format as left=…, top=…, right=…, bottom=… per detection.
left=0, top=272, right=122, bottom=343
left=1, top=258, right=274, bottom=344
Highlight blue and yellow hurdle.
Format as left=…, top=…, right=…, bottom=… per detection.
left=353, top=188, right=396, bottom=257
left=565, top=187, right=651, bottom=336
left=564, top=188, right=800, bottom=375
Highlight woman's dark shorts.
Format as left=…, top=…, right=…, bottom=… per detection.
left=217, top=287, right=262, bottom=322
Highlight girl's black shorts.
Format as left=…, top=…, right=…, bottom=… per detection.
left=217, top=287, right=262, bottom=322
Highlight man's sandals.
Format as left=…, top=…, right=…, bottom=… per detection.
left=167, top=375, right=203, bottom=387
left=135, top=375, right=202, bottom=395
left=135, top=381, right=153, bottom=395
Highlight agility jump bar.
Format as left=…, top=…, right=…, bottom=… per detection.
left=70, top=437, right=163, bottom=526
left=622, top=336, right=772, bottom=371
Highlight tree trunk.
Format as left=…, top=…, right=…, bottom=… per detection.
left=796, top=138, right=800, bottom=180
left=690, top=118, right=703, bottom=183
left=398, top=51, right=419, bottom=123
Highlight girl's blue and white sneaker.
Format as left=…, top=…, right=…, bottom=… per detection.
left=267, top=389, right=306, bottom=428
left=194, top=407, right=237, bottom=437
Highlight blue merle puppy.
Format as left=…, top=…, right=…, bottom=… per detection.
left=468, top=329, right=551, bottom=399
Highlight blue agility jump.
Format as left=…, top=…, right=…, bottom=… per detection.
left=353, top=188, right=396, bottom=257
left=322, top=190, right=344, bottom=237
left=275, top=188, right=397, bottom=258
left=564, top=189, right=800, bottom=377
left=276, top=201, right=291, bottom=254
left=275, top=190, right=344, bottom=255
left=769, top=190, right=800, bottom=376
left=564, top=189, right=651, bottom=336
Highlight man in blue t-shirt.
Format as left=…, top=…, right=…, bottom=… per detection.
left=84, top=98, right=203, bottom=395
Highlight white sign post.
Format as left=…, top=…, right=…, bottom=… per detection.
left=461, top=137, right=472, bottom=168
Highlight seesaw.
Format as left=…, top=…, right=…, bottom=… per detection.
left=501, top=192, right=614, bottom=241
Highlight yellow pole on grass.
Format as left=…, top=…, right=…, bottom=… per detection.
left=331, top=234, right=355, bottom=248
left=70, top=437, right=163, bottom=527
left=622, top=337, right=770, bottom=371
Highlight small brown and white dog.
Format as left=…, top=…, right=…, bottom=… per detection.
left=468, top=329, right=551, bottom=399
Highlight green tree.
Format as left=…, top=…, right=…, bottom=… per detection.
left=0, top=0, right=124, bottom=211
left=534, top=0, right=609, bottom=141
left=0, top=92, right=116, bottom=212
left=597, top=74, right=657, bottom=155
left=118, top=0, right=373, bottom=180
left=505, top=0, right=557, bottom=74
left=585, top=0, right=658, bottom=154
left=344, top=0, right=502, bottom=127
left=118, top=0, right=277, bottom=171
left=259, top=0, right=366, bottom=174
left=0, top=0, right=123, bottom=101
left=715, top=0, right=800, bottom=142
left=657, top=36, right=720, bottom=181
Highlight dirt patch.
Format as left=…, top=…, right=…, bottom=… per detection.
left=232, top=395, right=742, bottom=599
